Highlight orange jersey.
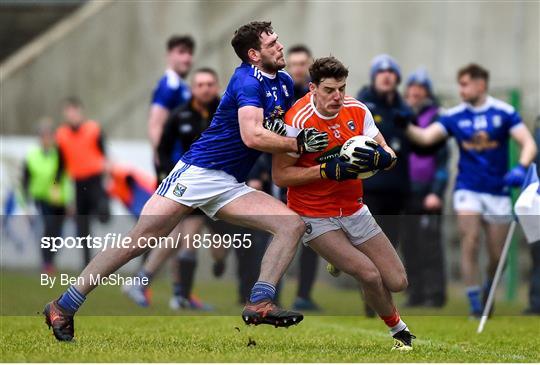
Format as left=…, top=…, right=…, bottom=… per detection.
left=285, top=93, right=379, bottom=217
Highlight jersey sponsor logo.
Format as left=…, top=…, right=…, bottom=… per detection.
left=462, top=131, right=499, bottom=151
left=266, top=91, right=272, bottom=98
left=173, top=183, right=187, bottom=197
left=458, top=119, right=472, bottom=128
left=347, top=120, right=356, bottom=131
left=492, top=115, right=502, bottom=128
left=315, top=145, right=341, bottom=163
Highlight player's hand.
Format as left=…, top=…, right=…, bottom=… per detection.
left=352, top=141, right=396, bottom=171
left=297, top=127, right=329, bottom=154
left=263, top=117, right=287, bottom=136
left=320, top=156, right=363, bottom=181
left=503, top=164, right=527, bottom=187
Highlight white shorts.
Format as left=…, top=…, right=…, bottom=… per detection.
left=300, top=205, right=382, bottom=246
left=156, top=161, right=255, bottom=218
left=453, top=189, right=512, bottom=224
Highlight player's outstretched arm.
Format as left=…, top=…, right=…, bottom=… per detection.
left=510, top=124, right=538, bottom=167
left=239, top=106, right=328, bottom=154
left=272, top=153, right=321, bottom=187
left=405, top=122, right=447, bottom=147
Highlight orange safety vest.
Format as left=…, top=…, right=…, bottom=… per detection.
left=108, top=165, right=156, bottom=206
left=56, top=120, right=105, bottom=180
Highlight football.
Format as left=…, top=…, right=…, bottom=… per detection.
left=340, top=135, right=380, bottom=179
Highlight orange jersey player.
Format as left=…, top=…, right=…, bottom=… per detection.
left=272, top=57, right=416, bottom=351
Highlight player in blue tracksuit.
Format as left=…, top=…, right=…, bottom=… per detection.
left=44, top=21, right=329, bottom=341
left=402, top=64, right=537, bottom=317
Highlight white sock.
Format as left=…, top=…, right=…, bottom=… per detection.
left=390, top=320, right=407, bottom=336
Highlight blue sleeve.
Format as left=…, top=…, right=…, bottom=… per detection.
left=437, top=114, right=453, bottom=136
left=152, top=80, right=177, bottom=110
left=236, top=76, right=263, bottom=108
left=506, top=109, right=522, bottom=130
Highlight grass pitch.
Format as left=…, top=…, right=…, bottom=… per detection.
left=1, top=271, right=539, bottom=362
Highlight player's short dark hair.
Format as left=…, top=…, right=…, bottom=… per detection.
left=309, top=57, right=349, bottom=85
left=193, top=67, right=218, bottom=82
left=457, top=63, right=489, bottom=83
left=287, top=44, right=312, bottom=58
left=62, top=96, right=83, bottom=108
left=231, top=21, right=273, bottom=62
left=167, top=35, right=195, bottom=53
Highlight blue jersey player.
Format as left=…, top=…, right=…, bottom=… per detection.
left=403, top=64, right=537, bottom=317
left=148, top=35, right=194, bottom=176
left=43, top=21, right=329, bottom=341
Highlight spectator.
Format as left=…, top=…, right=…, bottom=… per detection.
left=402, top=68, right=448, bottom=307
left=357, top=54, right=415, bottom=316
left=56, top=97, right=109, bottom=266
left=22, top=118, right=73, bottom=274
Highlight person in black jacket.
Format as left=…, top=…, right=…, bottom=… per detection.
left=357, top=54, right=415, bottom=316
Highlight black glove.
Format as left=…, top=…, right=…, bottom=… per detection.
left=352, top=140, right=396, bottom=171
left=297, top=127, right=329, bottom=154
left=320, top=155, right=363, bottom=181
left=394, top=110, right=413, bottom=129
left=263, top=117, right=287, bottom=136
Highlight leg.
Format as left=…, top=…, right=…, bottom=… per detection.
left=527, top=241, right=540, bottom=313
left=76, top=194, right=192, bottom=295
left=457, top=212, right=483, bottom=287
left=216, top=190, right=304, bottom=286
left=484, top=221, right=510, bottom=278
left=294, top=245, right=320, bottom=310
left=356, top=232, right=408, bottom=294
left=216, top=191, right=304, bottom=327
left=309, top=230, right=396, bottom=316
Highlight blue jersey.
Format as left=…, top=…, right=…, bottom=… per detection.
left=181, top=63, right=295, bottom=182
left=437, top=96, right=523, bottom=195
left=151, top=69, right=191, bottom=111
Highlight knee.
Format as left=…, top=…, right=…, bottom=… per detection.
left=354, top=267, right=383, bottom=289
left=387, top=273, right=408, bottom=293
left=277, top=216, right=305, bottom=241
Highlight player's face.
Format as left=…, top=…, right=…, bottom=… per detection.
left=458, top=74, right=487, bottom=104
left=168, top=45, right=193, bottom=78
left=258, top=32, right=285, bottom=73
left=62, top=105, right=84, bottom=126
left=287, top=52, right=311, bottom=84
left=310, top=77, right=346, bottom=116
left=191, top=72, right=219, bottom=105
left=374, top=70, right=398, bottom=94
left=405, top=84, right=428, bottom=110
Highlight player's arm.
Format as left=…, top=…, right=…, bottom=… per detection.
left=511, top=124, right=537, bottom=167
left=148, top=104, right=170, bottom=151
left=238, top=106, right=327, bottom=154
left=504, top=124, right=538, bottom=187
left=272, top=153, right=321, bottom=187
left=404, top=122, right=447, bottom=147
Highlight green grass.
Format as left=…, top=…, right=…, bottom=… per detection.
left=1, top=270, right=539, bottom=362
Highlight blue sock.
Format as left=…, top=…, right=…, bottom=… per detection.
left=58, top=286, right=86, bottom=313
left=249, top=281, right=276, bottom=303
left=137, top=270, right=152, bottom=286
left=466, top=286, right=482, bottom=314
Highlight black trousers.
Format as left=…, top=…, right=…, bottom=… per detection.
left=36, top=201, right=65, bottom=266
left=362, top=192, right=407, bottom=248
left=75, top=174, right=110, bottom=266
left=401, top=188, right=447, bottom=305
